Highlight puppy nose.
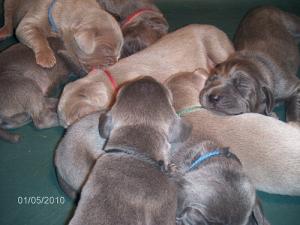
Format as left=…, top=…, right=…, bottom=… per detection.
left=208, top=94, right=222, bottom=103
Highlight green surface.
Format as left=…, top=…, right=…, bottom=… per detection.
left=0, top=0, right=300, bottom=224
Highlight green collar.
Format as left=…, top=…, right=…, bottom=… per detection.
left=176, top=105, right=203, bottom=117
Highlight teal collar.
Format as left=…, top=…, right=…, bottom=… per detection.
left=188, top=148, right=241, bottom=172
left=176, top=105, right=202, bottom=117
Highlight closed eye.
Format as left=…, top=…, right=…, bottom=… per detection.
left=208, top=75, right=219, bottom=82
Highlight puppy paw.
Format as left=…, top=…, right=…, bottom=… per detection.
left=35, top=49, right=56, bottom=68
left=0, top=25, right=13, bottom=41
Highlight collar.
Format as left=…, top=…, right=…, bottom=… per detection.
left=104, top=148, right=163, bottom=171
left=188, top=148, right=241, bottom=172
left=103, top=69, right=118, bottom=90
left=121, top=8, right=160, bottom=29
left=48, top=0, right=59, bottom=33
left=91, top=68, right=118, bottom=91
left=176, top=105, right=203, bottom=117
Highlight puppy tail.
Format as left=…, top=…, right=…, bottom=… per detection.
left=0, top=128, right=21, bottom=143
left=280, top=10, right=300, bottom=42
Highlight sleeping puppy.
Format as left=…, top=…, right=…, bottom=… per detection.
left=97, top=0, right=169, bottom=57
left=0, top=0, right=123, bottom=69
left=172, top=141, right=270, bottom=225
left=200, top=6, right=300, bottom=125
left=166, top=70, right=300, bottom=196
left=54, top=111, right=106, bottom=200
left=58, top=24, right=234, bottom=127
left=68, top=77, right=190, bottom=225
left=0, top=38, right=71, bottom=143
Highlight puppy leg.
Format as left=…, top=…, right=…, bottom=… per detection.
left=0, top=0, right=15, bottom=40
left=286, top=87, right=300, bottom=126
left=0, top=113, right=31, bottom=129
left=0, top=128, right=21, bottom=143
left=15, top=19, right=56, bottom=68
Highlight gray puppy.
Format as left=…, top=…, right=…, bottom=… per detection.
left=0, top=38, right=71, bottom=143
left=68, top=77, right=190, bottom=225
left=172, top=141, right=270, bottom=225
left=166, top=70, right=300, bottom=196
left=200, top=6, right=300, bottom=125
left=54, top=111, right=106, bottom=200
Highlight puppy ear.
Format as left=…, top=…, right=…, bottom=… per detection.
left=98, top=112, right=113, bottom=138
left=74, top=29, right=96, bottom=54
left=168, top=118, right=192, bottom=143
left=247, top=199, right=270, bottom=225
left=177, top=207, right=209, bottom=225
left=147, top=16, right=169, bottom=34
left=262, top=86, right=274, bottom=116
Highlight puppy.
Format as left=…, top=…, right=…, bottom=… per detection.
left=172, top=141, right=270, bottom=225
left=97, top=0, right=169, bottom=58
left=68, top=77, right=190, bottom=225
left=166, top=70, right=300, bottom=196
left=54, top=111, right=106, bottom=200
left=200, top=6, right=300, bottom=125
left=0, top=0, right=123, bottom=69
left=0, top=38, right=71, bottom=143
left=58, top=24, right=234, bottom=127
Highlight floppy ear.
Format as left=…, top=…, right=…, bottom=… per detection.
left=262, top=86, right=274, bottom=116
left=247, top=199, right=270, bottom=225
left=168, top=117, right=192, bottom=143
left=147, top=16, right=169, bottom=34
left=98, top=112, right=113, bottom=138
left=74, top=29, right=96, bottom=54
left=177, top=207, right=209, bottom=225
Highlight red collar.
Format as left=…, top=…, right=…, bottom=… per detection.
left=103, top=69, right=118, bottom=90
left=121, top=8, right=159, bottom=29
left=91, top=68, right=118, bottom=91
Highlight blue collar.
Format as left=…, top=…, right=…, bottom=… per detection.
left=48, top=0, right=59, bottom=33
left=188, top=148, right=240, bottom=172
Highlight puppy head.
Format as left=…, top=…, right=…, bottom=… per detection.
left=121, top=11, right=169, bottom=58
left=65, top=9, right=123, bottom=71
left=58, top=74, right=112, bottom=128
left=99, top=77, right=191, bottom=163
left=199, top=58, right=274, bottom=115
left=175, top=142, right=270, bottom=225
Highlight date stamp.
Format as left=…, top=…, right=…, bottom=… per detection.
left=17, top=196, right=65, bottom=205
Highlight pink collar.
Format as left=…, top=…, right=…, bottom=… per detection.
left=121, top=8, right=159, bottom=29
left=91, top=67, right=118, bottom=91
left=103, top=69, right=118, bottom=90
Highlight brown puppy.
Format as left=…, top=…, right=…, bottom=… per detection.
left=0, top=0, right=123, bottom=69
left=0, top=38, right=70, bottom=143
left=54, top=111, right=106, bottom=200
left=166, top=70, right=300, bottom=196
left=68, top=77, right=190, bottom=225
left=58, top=24, right=234, bottom=127
left=172, top=141, right=270, bottom=225
left=200, top=6, right=300, bottom=125
left=97, top=0, right=169, bottom=57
